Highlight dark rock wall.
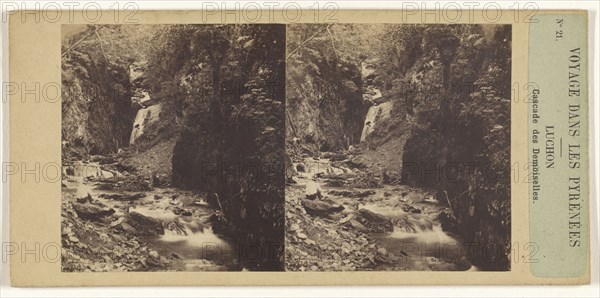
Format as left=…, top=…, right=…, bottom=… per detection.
left=62, top=34, right=134, bottom=158
left=286, top=36, right=367, bottom=154
left=160, top=25, right=286, bottom=271
left=392, top=25, right=512, bottom=270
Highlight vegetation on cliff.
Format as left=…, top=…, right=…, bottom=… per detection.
left=286, top=24, right=512, bottom=270
left=61, top=25, right=156, bottom=158
left=374, top=24, right=512, bottom=270
left=145, top=25, right=286, bottom=270
left=286, top=24, right=377, bottom=153
left=62, top=24, right=286, bottom=271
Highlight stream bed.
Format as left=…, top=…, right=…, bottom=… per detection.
left=62, top=161, right=235, bottom=272
left=286, top=156, right=477, bottom=271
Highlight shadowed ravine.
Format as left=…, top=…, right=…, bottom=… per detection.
left=285, top=157, right=477, bottom=271
left=62, top=24, right=287, bottom=272
left=62, top=162, right=235, bottom=271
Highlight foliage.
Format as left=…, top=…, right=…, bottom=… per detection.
left=146, top=25, right=286, bottom=270
left=286, top=24, right=377, bottom=152
left=372, top=24, right=511, bottom=270
left=61, top=25, right=155, bottom=156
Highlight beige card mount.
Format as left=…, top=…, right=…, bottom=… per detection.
left=6, top=9, right=590, bottom=286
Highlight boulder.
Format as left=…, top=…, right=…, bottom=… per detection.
left=348, top=219, right=367, bottom=232
left=89, top=155, right=116, bottom=165
left=75, top=185, right=93, bottom=202
left=338, top=214, right=354, bottom=224
left=438, top=211, right=459, bottom=234
left=73, top=203, right=115, bottom=220
left=321, top=151, right=348, bottom=162
left=326, top=180, right=346, bottom=187
left=355, top=208, right=393, bottom=233
left=148, top=250, right=160, bottom=259
left=302, top=199, right=344, bottom=218
left=118, top=212, right=164, bottom=236
left=295, top=163, right=306, bottom=172
left=172, top=207, right=192, bottom=216
left=76, top=195, right=93, bottom=204
left=345, top=156, right=367, bottom=169
left=64, top=166, right=75, bottom=176
left=109, top=217, right=125, bottom=228
left=401, top=204, right=422, bottom=214
left=328, top=189, right=375, bottom=198
left=100, top=193, right=145, bottom=201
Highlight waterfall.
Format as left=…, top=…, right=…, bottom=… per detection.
left=360, top=105, right=379, bottom=141
left=360, top=101, right=393, bottom=142
left=129, top=104, right=162, bottom=144
left=358, top=58, right=393, bottom=142
left=127, top=61, right=162, bottom=145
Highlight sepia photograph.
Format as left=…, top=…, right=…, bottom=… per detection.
left=4, top=1, right=596, bottom=292
left=4, top=3, right=595, bottom=292
left=60, top=24, right=286, bottom=272
left=59, top=22, right=512, bottom=274
left=285, top=24, right=512, bottom=271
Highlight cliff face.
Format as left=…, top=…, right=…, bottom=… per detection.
left=286, top=25, right=368, bottom=154
left=61, top=29, right=134, bottom=158
left=147, top=25, right=286, bottom=270
left=368, top=24, right=512, bottom=270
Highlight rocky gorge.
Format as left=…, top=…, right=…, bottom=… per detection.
left=61, top=24, right=286, bottom=271
left=285, top=24, right=511, bottom=271
left=285, top=154, right=477, bottom=271
left=61, top=159, right=234, bottom=272
left=60, top=23, right=512, bottom=272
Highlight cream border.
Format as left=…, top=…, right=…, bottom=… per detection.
left=8, top=9, right=590, bottom=286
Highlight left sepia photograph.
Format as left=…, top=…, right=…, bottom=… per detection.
left=60, top=24, right=286, bottom=272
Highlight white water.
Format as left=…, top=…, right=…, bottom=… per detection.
left=296, top=155, right=476, bottom=271
left=360, top=101, right=393, bottom=141
left=158, top=226, right=231, bottom=250
left=129, top=104, right=162, bottom=144
left=64, top=160, right=234, bottom=271
left=387, top=225, right=457, bottom=244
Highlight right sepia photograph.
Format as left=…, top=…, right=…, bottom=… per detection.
left=285, top=24, right=512, bottom=271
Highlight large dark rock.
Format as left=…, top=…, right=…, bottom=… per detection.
left=302, top=199, right=344, bottom=218
left=76, top=195, right=93, bottom=204
left=286, top=50, right=367, bottom=151
left=62, top=27, right=134, bottom=158
left=73, top=203, right=115, bottom=220
left=401, top=203, right=422, bottom=214
left=99, top=192, right=145, bottom=201
left=89, top=155, right=116, bottom=164
left=437, top=211, right=460, bottom=234
left=321, top=151, right=348, bottom=162
left=119, top=212, right=164, bottom=236
left=345, top=156, right=368, bottom=169
left=328, top=189, right=376, bottom=198
left=171, top=207, right=192, bottom=216
left=354, top=208, right=393, bottom=233
left=164, top=25, right=287, bottom=271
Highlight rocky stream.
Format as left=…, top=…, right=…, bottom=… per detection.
left=285, top=153, right=478, bottom=271
left=61, top=159, right=235, bottom=272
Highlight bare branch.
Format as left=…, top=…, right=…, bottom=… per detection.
left=286, top=24, right=332, bottom=61
left=326, top=25, right=339, bottom=60
left=94, top=29, right=109, bottom=62
left=61, top=25, right=106, bottom=58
